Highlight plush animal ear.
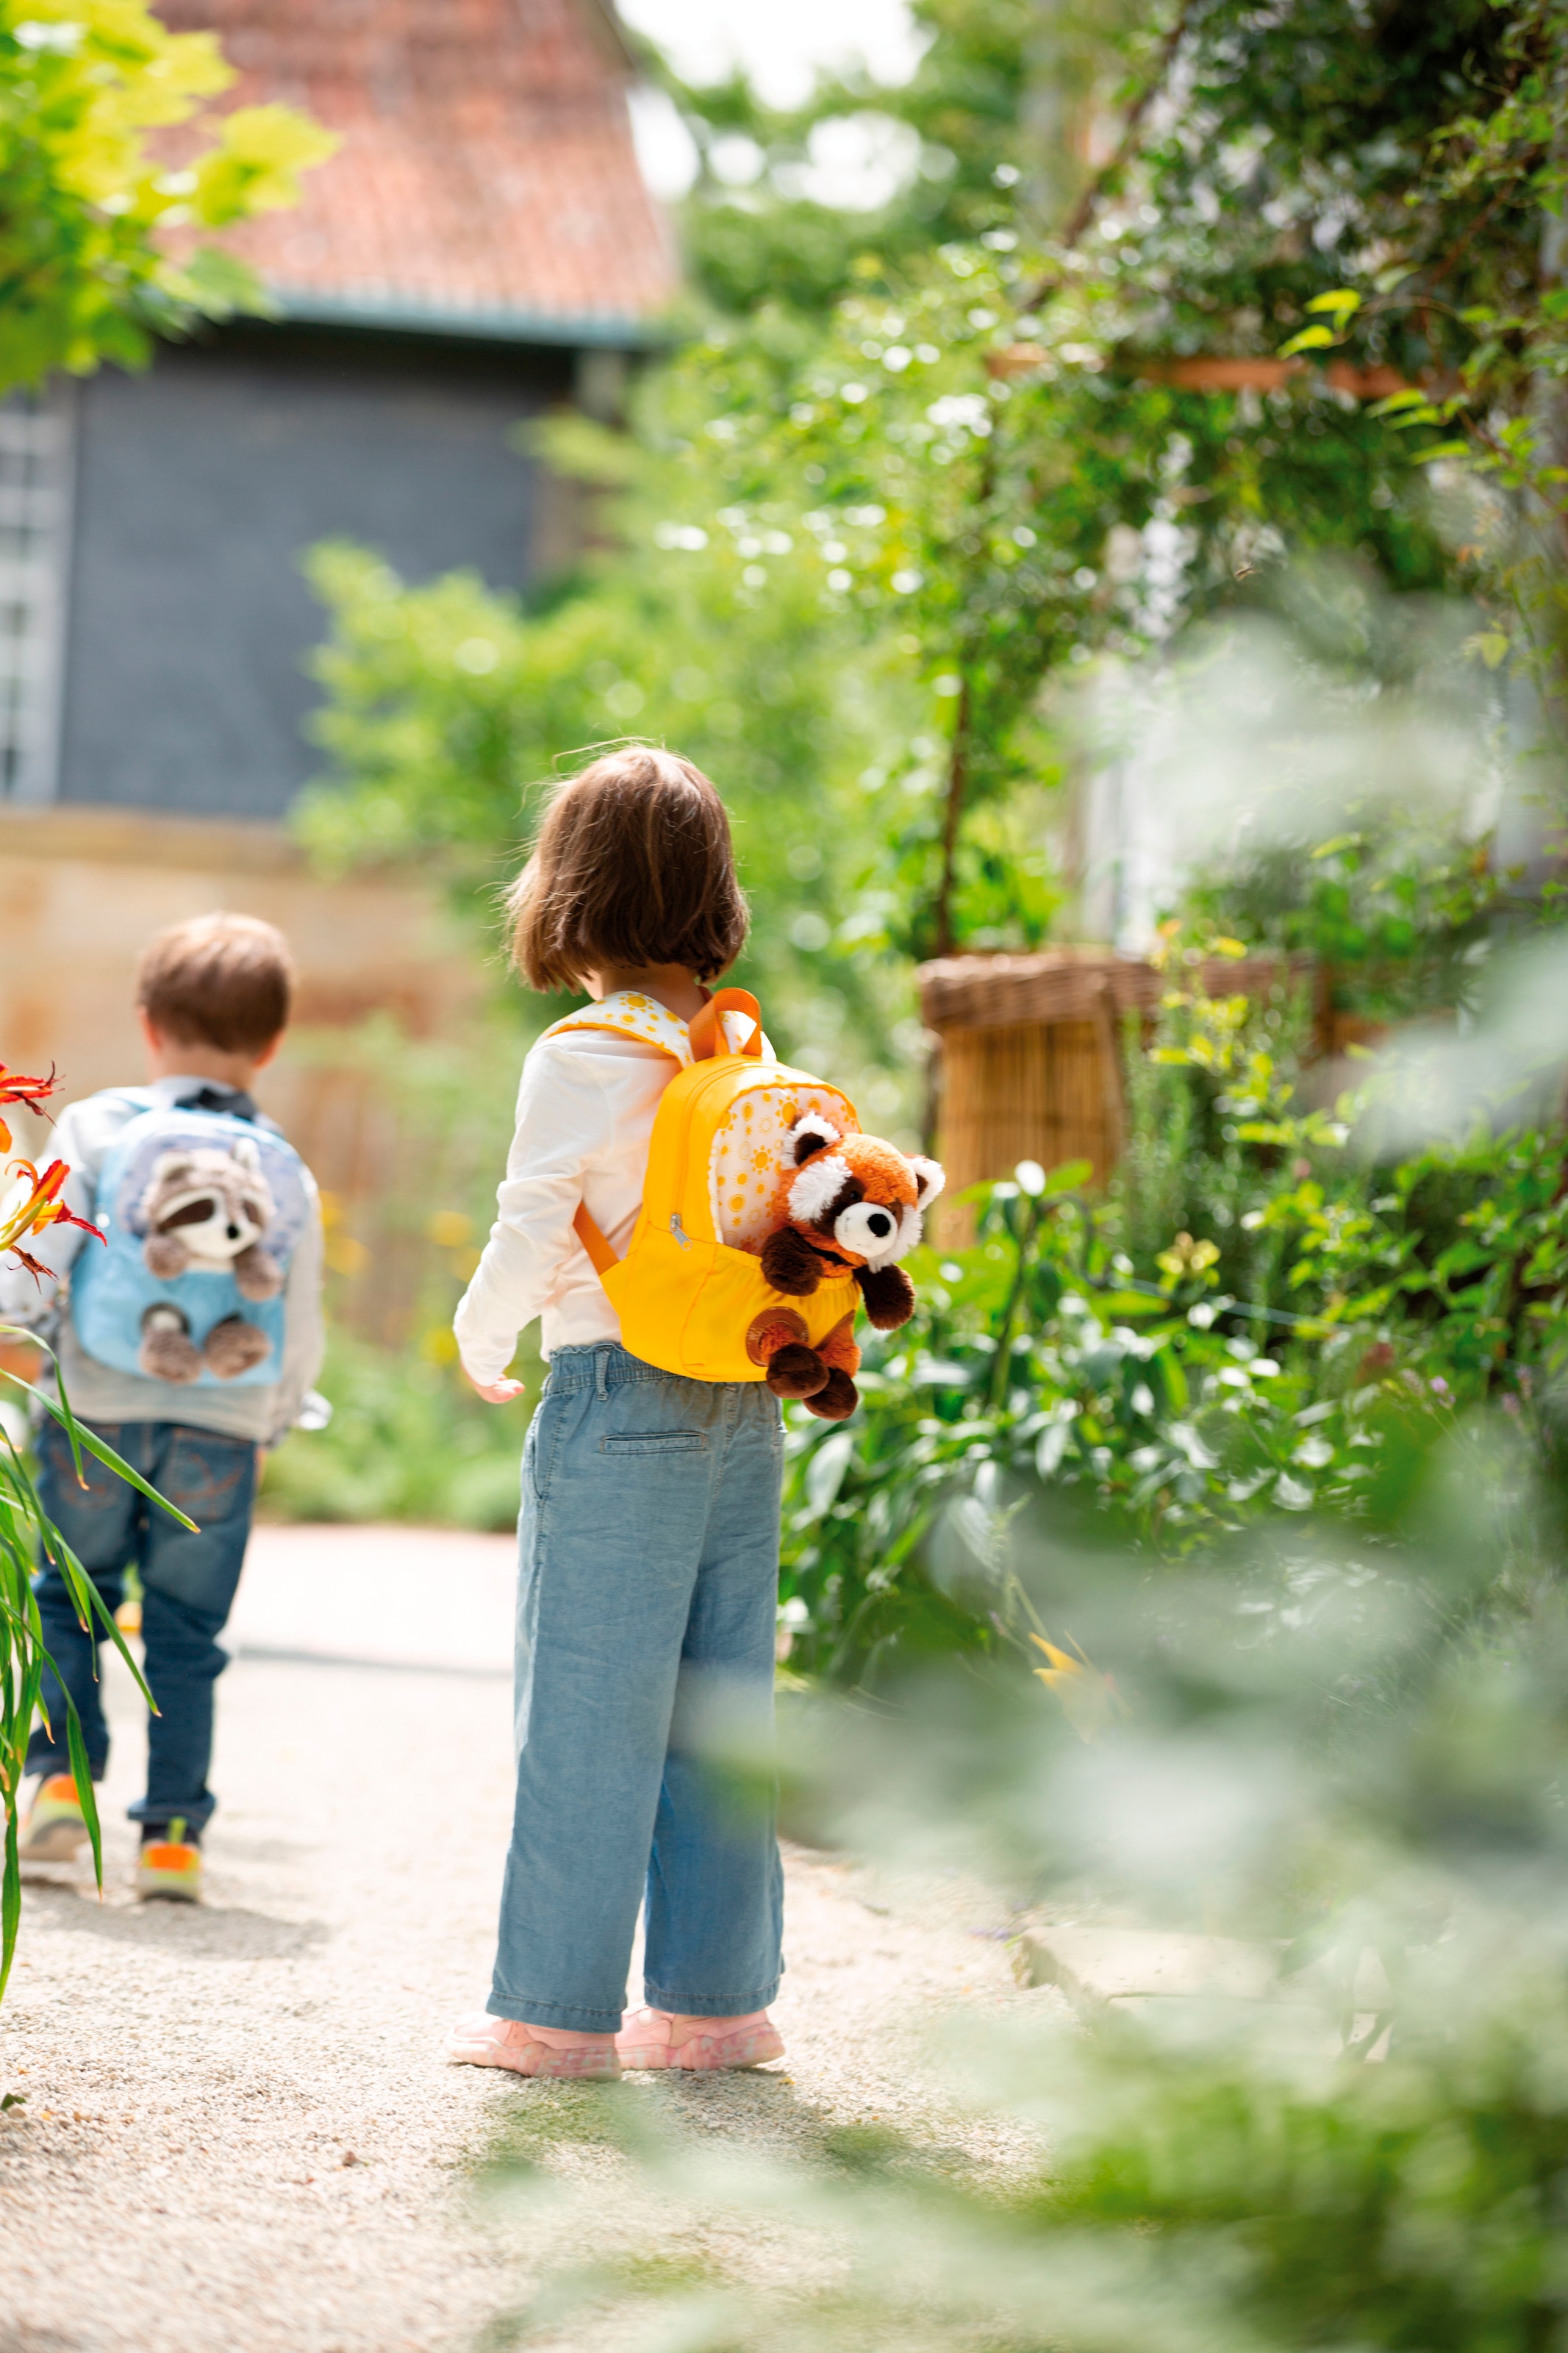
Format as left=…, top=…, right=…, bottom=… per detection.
left=149, top=1151, right=196, bottom=1188
left=908, top=1156, right=945, bottom=1209
left=787, top=1112, right=841, bottom=1166
left=231, top=1138, right=262, bottom=1173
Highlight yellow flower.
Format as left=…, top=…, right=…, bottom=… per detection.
left=1157, top=1230, right=1220, bottom=1283
left=1029, top=1633, right=1124, bottom=1743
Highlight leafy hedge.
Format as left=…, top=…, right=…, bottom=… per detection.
left=781, top=949, right=1568, bottom=1684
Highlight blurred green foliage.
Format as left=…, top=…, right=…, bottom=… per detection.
left=781, top=946, right=1568, bottom=1682
left=259, top=1329, right=536, bottom=1532
left=300, top=0, right=1558, bottom=986
left=0, top=0, right=332, bottom=392
left=649, top=0, right=1050, bottom=321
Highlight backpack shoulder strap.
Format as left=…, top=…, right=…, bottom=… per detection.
left=543, top=997, right=690, bottom=1273
left=545, top=990, right=765, bottom=1272
left=545, top=992, right=692, bottom=1065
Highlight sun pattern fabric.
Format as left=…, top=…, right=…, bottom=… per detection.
left=545, top=992, right=764, bottom=1068
left=708, top=1086, right=859, bottom=1254
left=546, top=992, right=695, bottom=1065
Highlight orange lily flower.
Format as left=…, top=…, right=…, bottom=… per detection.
left=0, top=1156, right=104, bottom=1279
left=0, top=1064, right=57, bottom=1157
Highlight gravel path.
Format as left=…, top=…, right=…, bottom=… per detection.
left=0, top=1528, right=1052, bottom=2353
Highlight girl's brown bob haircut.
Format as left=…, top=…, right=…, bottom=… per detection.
left=508, top=747, right=749, bottom=992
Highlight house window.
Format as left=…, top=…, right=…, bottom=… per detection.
left=0, top=394, right=71, bottom=803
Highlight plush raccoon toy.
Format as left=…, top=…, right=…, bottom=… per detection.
left=136, top=1140, right=282, bottom=1382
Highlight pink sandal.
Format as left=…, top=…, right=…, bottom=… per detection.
left=615, top=2007, right=784, bottom=2071
left=447, top=2013, right=621, bottom=2079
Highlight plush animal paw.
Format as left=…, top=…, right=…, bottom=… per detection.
left=139, top=1304, right=201, bottom=1383
left=804, top=1368, right=859, bottom=1421
left=232, top=1241, right=282, bottom=1302
left=201, top=1315, right=271, bottom=1380
left=746, top=1309, right=829, bottom=1399
left=765, top=1343, right=830, bottom=1400
left=143, top=1232, right=191, bottom=1281
left=759, top=1226, right=828, bottom=1296
left=856, top=1263, right=917, bottom=1332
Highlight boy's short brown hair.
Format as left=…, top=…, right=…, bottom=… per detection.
left=508, top=746, right=748, bottom=992
left=137, top=913, right=294, bottom=1057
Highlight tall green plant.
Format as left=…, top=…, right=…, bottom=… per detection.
left=0, top=1063, right=188, bottom=2002
left=782, top=937, right=1568, bottom=1683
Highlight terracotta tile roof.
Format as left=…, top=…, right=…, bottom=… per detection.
left=156, top=0, right=678, bottom=340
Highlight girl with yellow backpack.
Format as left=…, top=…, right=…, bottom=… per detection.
left=446, top=748, right=892, bottom=2081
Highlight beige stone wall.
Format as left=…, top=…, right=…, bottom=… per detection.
left=0, top=804, right=484, bottom=1220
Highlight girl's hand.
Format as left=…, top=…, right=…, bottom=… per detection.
left=467, top=1371, right=527, bottom=1405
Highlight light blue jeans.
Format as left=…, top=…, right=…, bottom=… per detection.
left=488, top=1343, right=785, bottom=2034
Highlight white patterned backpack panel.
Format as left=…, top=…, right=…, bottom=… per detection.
left=708, top=1083, right=861, bottom=1254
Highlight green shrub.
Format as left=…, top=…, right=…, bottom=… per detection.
left=259, top=1330, right=539, bottom=1531
left=782, top=950, right=1568, bottom=1686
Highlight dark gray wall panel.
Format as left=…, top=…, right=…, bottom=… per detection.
left=59, top=326, right=567, bottom=821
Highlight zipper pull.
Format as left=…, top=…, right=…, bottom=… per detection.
left=669, top=1213, right=692, bottom=1250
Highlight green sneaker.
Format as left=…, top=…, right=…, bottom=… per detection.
left=136, top=1818, right=202, bottom=1902
left=17, top=1774, right=90, bottom=1865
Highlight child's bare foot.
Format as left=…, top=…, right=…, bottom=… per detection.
left=447, top=2013, right=621, bottom=2079
left=615, top=2007, right=784, bottom=2071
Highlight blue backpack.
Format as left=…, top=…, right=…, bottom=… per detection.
left=70, top=1099, right=312, bottom=1389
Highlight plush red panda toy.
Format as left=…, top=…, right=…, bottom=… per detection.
left=748, top=1113, right=945, bottom=1420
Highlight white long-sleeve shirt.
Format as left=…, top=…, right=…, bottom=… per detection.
left=0, top=1076, right=326, bottom=1447
left=454, top=996, right=767, bottom=1384
left=454, top=1029, right=673, bottom=1382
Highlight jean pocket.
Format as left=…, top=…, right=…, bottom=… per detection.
left=599, top=1432, right=708, bottom=1456
left=160, top=1430, right=252, bottom=1526
left=40, top=1420, right=125, bottom=1513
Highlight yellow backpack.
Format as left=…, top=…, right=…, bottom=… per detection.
left=552, top=987, right=862, bottom=1382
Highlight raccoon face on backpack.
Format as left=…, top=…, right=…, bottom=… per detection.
left=69, top=1102, right=309, bottom=1390
left=140, top=1143, right=280, bottom=1298
left=133, top=1141, right=284, bottom=1385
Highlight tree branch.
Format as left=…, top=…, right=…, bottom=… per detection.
left=1021, top=0, right=1198, bottom=310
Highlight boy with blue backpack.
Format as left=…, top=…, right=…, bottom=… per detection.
left=5, top=913, right=324, bottom=1900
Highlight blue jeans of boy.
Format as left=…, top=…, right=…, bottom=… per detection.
left=489, top=1344, right=784, bottom=2035
left=25, top=1417, right=257, bottom=1835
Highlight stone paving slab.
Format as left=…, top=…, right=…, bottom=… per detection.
left=1014, top=1921, right=1395, bottom=2048
left=1014, top=1924, right=1284, bottom=2006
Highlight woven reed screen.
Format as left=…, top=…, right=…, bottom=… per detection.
left=918, top=949, right=1319, bottom=1243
